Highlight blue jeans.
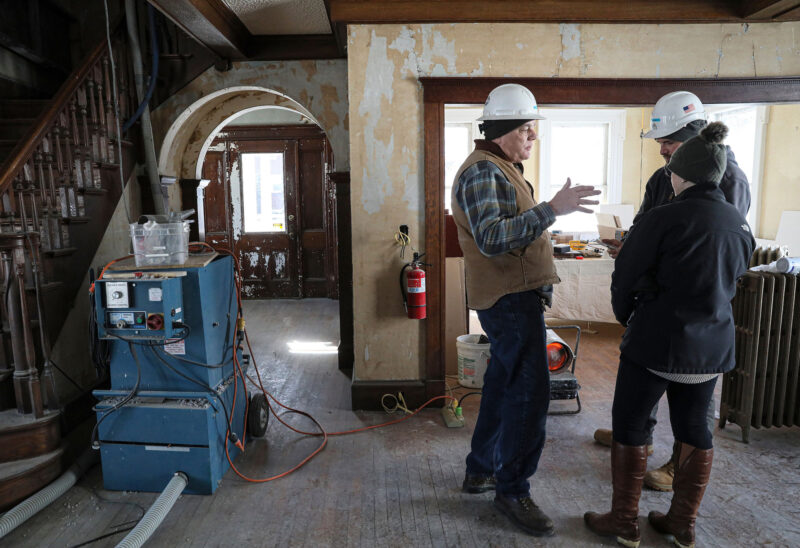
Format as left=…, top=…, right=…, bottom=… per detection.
left=465, top=290, right=550, bottom=498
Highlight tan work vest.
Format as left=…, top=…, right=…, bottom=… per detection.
left=451, top=149, right=559, bottom=310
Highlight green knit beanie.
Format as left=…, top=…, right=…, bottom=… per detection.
left=667, top=122, right=728, bottom=185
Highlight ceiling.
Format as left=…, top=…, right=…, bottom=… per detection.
left=222, top=0, right=332, bottom=35
left=148, top=0, right=800, bottom=62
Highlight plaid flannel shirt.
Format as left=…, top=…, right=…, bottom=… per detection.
left=453, top=156, right=556, bottom=258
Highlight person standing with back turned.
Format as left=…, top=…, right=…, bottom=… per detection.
left=584, top=122, right=755, bottom=548
left=451, top=83, right=600, bottom=537
left=594, top=91, right=751, bottom=493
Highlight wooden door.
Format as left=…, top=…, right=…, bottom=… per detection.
left=202, top=150, right=232, bottom=249
left=235, top=140, right=300, bottom=298
left=202, top=125, right=337, bottom=299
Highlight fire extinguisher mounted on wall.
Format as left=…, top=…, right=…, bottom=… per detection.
left=401, top=252, right=428, bottom=319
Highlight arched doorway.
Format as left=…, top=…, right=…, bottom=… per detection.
left=157, top=86, right=354, bottom=370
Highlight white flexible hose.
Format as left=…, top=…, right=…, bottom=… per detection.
left=115, top=472, right=188, bottom=548
left=0, top=449, right=98, bottom=539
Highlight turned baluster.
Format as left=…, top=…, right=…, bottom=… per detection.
left=94, top=64, right=109, bottom=164
left=2, top=234, right=44, bottom=418
left=86, top=77, right=101, bottom=162
left=102, top=56, right=116, bottom=163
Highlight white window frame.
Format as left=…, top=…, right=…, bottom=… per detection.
left=443, top=106, right=483, bottom=212
left=707, top=104, right=768, bottom=233
left=537, top=108, right=626, bottom=206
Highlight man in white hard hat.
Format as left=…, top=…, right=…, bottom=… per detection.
left=596, top=90, right=751, bottom=492
left=451, top=83, right=600, bottom=537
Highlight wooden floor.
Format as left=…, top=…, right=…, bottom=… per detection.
left=5, top=300, right=800, bottom=547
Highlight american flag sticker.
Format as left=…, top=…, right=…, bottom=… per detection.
left=683, top=104, right=695, bottom=113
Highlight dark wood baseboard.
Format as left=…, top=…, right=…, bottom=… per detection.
left=351, top=380, right=446, bottom=411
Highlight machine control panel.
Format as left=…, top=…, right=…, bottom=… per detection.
left=106, top=311, right=147, bottom=329
left=105, top=282, right=131, bottom=308
left=95, top=276, right=184, bottom=340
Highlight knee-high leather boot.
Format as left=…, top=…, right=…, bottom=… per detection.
left=584, top=441, right=648, bottom=548
left=648, top=441, right=714, bottom=548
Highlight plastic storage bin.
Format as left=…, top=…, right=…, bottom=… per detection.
left=130, top=221, right=190, bottom=266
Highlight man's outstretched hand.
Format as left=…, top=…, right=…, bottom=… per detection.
left=548, top=178, right=602, bottom=216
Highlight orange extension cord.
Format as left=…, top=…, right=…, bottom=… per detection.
left=93, top=241, right=456, bottom=484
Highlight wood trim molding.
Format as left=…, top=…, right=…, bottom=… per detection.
left=149, top=0, right=251, bottom=59
left=420, top=76, right=800, bottom=400
left=420, top=76, right=800, bottom=105
left=212, top=125, right=326, bottom=144
left=249, top=35, right=344, bottom=61
left=329, top=0, right=800, bottom=23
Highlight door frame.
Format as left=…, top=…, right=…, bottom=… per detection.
left=421, top=76, right=800, bottom=403
left=207, top=124, right=337, bottom=298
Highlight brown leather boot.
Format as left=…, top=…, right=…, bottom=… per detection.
left=584, top=441, right=648, bottom=547
left=648, top=442, right=714, bottom=548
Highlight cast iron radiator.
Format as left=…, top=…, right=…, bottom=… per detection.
left=720, top=268, right=800, bottom=443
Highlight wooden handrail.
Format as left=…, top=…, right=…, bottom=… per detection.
left=0, top=36, right=113, bottom=194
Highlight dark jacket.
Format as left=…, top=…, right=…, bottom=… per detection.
left=612, top=184, right=755, bottom=374
left=633, top=146, right=751, bottom=225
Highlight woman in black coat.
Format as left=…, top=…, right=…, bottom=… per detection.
left=584, top=122, right=755, bottom=548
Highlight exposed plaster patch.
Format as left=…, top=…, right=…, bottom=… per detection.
left=230, top=158, right=242, bottom=240
left=358, top=31, right=396, bottom=215
left=274, top=253, right=286, bottom=277
left=559, top=23, right=582, bottom=61
left=247, top=251, right=259, bottom=268
left=556, top=23, right=583, bottom=76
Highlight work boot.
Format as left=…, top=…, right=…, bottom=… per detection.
left=594, top=429, right=654, bottom=455
left=462, top=473, right=496, bottom=494
left=584, top=441, right=648, bottom=548
left=644, top=443, right=678, bottom=491
left=648, top=442, right=713, bottom=548
left=494, top=494, right=554, bottom=536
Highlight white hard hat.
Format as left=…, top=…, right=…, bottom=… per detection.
left=478, top=84, right=545, bottom=121
left=643, top=91, right=707, bottom=139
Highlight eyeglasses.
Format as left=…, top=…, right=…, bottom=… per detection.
left=517, top=125, right=537, bottom=137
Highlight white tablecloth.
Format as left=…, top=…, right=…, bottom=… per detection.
left=546, top=258, right=617, bottom=323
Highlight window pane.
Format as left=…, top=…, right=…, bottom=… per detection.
left=549, top=123, right=608, bottom=234
left=242, top=153, right=285, bottom=233
left=444, top=124, right=472, bottom=213
left=711, top=107, right=757, bottom=186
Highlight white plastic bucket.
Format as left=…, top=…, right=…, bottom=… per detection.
left=456, top=334, right=491, bottom=388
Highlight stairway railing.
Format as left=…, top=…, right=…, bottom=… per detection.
left=0, top=30, right=136, bottom=418
left=0, top=34, right=135, bottom=243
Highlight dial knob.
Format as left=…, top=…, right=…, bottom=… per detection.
left=112, top=291, right=123, bottom=299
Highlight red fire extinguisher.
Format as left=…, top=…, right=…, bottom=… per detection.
left=401, top=252, right=427, bottom=319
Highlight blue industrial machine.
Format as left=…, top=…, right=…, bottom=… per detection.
left=92, top=253, right=258, bottom=494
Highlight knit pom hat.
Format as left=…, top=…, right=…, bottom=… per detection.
left=667, top=121, right=729, bottom=185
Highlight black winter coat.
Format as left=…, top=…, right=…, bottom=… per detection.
left=633, top=146, right=751, bottom=224
left=612, top=184, right=755, bottom=375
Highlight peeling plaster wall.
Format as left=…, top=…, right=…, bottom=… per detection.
left=151, top=59, right=348, bottom=177
left=348, top=22, right=800, bottom=382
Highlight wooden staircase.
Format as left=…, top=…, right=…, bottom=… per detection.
left=0, top=32, right=139, bottom=509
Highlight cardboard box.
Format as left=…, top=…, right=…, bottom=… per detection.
left=553, top=233, right=574, bottom=244
left=444, top=258, right=468, bottom=376
left=596, top=213, right=622, bottom=241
